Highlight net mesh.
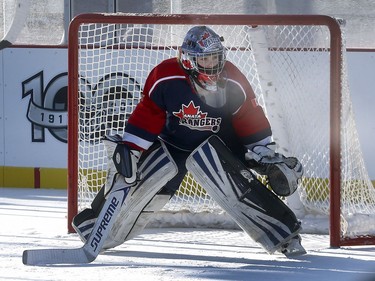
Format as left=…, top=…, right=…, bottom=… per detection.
left=72, top=20, right=375, bottom=238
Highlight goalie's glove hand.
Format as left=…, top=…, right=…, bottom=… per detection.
left=245, top=143, right=278, bottom=167
left=103, top=134, right=141, bottom=195
left=245, top=143, right=303, bottom=196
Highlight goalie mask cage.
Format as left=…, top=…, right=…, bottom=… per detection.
left=67, top=13, right=375, bottom=248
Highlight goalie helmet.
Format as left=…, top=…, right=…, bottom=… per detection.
left=179, top=26, right=226, bottom=91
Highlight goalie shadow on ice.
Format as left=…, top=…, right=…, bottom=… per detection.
left=23, top=25, right=306, bottom=265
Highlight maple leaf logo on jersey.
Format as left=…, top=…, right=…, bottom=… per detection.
left=173, top=101, right=221, bottom=133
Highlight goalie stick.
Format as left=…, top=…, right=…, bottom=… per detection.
left=23, top=138, right=177, bottom=265
left=22, top=184, right=131, bottom=265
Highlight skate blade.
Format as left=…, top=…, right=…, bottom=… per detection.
left=282, top=247, right=307, bottom=258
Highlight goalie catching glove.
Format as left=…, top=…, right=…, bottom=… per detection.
left=245, top=143, right=303, bottom=196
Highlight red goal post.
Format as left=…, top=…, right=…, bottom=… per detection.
left=67, top=13, right=375, bottom=248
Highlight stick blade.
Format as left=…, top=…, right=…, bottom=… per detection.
left=22, top=247, right=94, bottom=265
left=22, top=187, right=131, bottom=266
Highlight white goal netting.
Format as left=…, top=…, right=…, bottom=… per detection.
left=68, top=14, right=375, bottom=243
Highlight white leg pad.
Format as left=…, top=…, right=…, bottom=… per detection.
left=122, top=194, right=170, bottom=242
left=186, top=136, right=301, bottom=254
left=103, top=142, right=177, bottom=249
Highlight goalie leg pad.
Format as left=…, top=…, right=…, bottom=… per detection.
left=104, top=193, right=170, bottom=249
left=186, top=135, right=302, bottom=254
left=104, top=140, right=177, bottom=249
left=72, top=186, right=106, bottom=241
left=72, top=208, right=97, bottom=242
left=72, top=140, right=177, bottom=249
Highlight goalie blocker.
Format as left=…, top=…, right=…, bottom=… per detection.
left=186, top=135, right=305, bottom=256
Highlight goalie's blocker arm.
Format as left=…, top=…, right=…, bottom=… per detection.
left=102, top=134, right=141, bottom=195
left=245, top=143, right=303, bottom=196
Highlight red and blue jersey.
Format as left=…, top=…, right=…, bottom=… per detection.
left=123, top=58, right=272, bottom=154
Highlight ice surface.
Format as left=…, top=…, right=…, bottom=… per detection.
left=1, top=187, right=375, bottom=281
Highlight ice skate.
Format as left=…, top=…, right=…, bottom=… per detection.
left=279, top=234, right=306, bottom=257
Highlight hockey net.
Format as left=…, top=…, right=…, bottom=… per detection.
left=67, top=14, right=375, bottom=247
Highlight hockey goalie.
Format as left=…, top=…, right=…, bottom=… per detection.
left=72, top=25, right=306, bottom=257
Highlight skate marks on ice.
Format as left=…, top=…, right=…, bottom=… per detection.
left=1, top=188, right=375, bottom=281
left=102, top=229, right=375, bottom=281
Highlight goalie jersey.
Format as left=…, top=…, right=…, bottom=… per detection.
left=123, top=57, right=271, bottom=156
